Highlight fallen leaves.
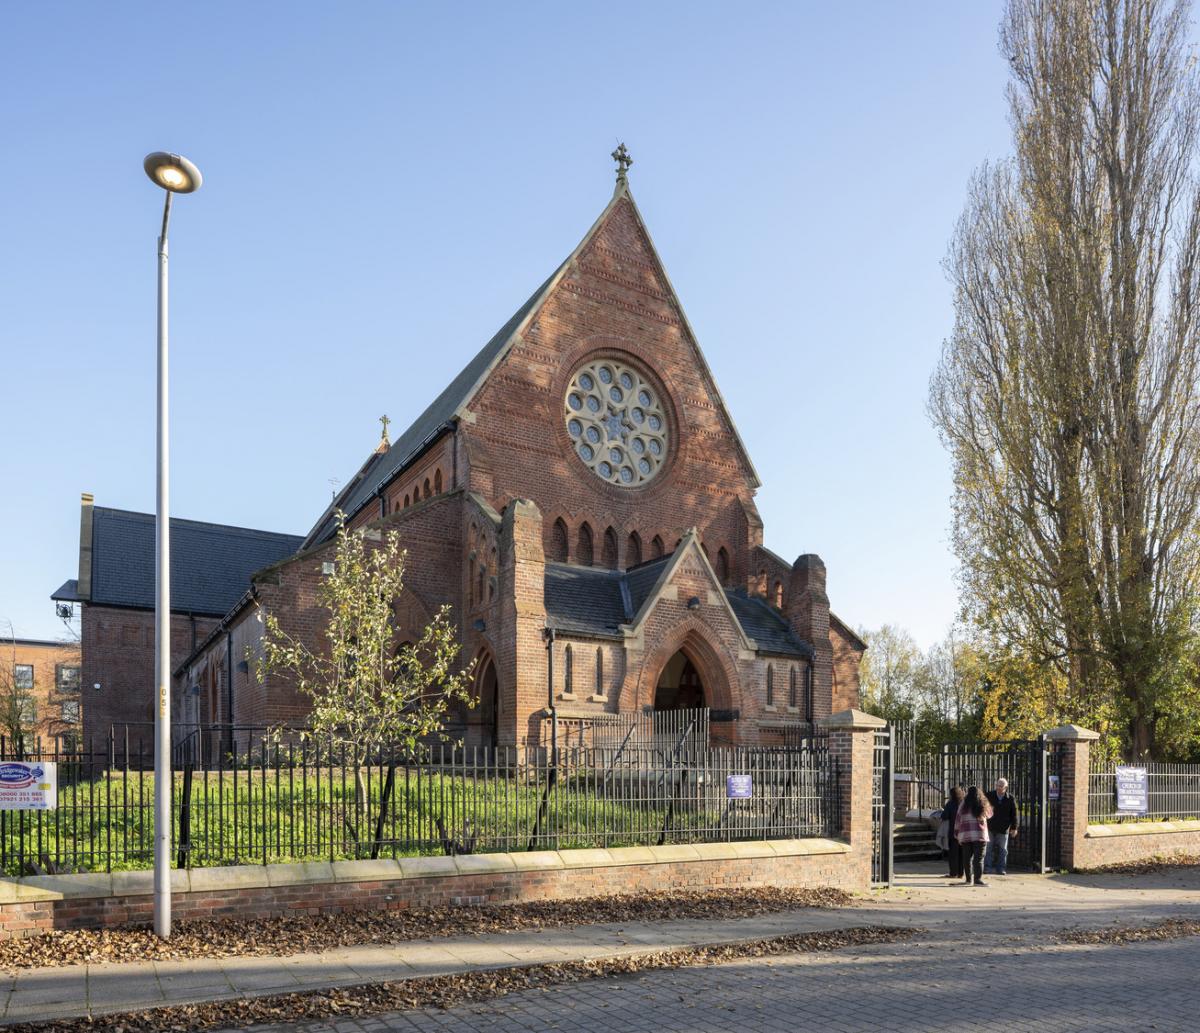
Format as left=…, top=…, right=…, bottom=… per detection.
left=1, top=924, right=913, bottom=1033
left=1059, top=917, right=1200, bottom=945
left=1074, top=854, right=1200, bottom=876
left=0, top=886, right=853, bottom=970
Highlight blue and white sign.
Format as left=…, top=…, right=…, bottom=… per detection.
left=1115, top=766, right=1149, bottom=815
left=726, top=774, right=752, bottom=799
left=0, top=762, right=57, bottom=811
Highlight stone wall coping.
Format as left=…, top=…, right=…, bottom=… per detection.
left=1086, top=820, right=1200, bottom=838
left=0, top=839, right=851, bottom=904
left=817, top=708, right=887, bottom=732
left=1044, top=724, right=1101, bottom=742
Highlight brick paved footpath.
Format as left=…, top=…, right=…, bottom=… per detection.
left=5, top=864, right=1199, bottom=1030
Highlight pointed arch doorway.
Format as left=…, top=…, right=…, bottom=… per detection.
left=653, top=651, right=705, bottom=711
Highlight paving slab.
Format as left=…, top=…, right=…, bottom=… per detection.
left=2, top=863, right=1199, bottom=1027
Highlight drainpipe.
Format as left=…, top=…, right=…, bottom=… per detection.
left=544, top=626, right=557, bottom=763
left=225, top=631, right=234, bottom=757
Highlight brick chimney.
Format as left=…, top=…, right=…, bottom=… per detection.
left=786, top=554, right=833, bottom=720
left=77, top=492, right=94, bottom=601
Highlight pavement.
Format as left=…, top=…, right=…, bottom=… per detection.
left=2, top=861, right=1199, bottom=1030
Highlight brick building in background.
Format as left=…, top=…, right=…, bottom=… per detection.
left=2, top=638, right=81, bottom=747
left=171, top=155, right=866, bottom=746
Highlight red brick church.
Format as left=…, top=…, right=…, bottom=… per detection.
left=59, top=151, right=865, bottom=748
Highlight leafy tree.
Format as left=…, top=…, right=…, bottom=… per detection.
left=930, top=0, right=1200, bottom=757
left=258, top=517, right=475, bottom=831
left=858, top=624, right=920, bottom=722
left=0, top=623, right=32, bottom=758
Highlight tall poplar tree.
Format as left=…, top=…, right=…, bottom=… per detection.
left=931, top=0, right=1200, bottom=757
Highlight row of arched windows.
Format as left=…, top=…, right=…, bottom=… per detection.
left=765, top=661, right=813, bottom=720
left=548, top=518, right=732, bottom=582
left=467, top=520, right=497, bottom=610
left=562, top=644, right=607, bottom=697
left=394, top=468, right=444, bottom=513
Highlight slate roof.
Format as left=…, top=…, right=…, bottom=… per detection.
left=51, top=579, right=81, bottom=602
left=543, top=564, right=629, bottom=638
left=542, top=558, right=812, bottom=657
left=724, top=591, right=814, bottom=658
left=305, top=264, right=564, bottom=546
left=79, top=507, right=304, bottom=617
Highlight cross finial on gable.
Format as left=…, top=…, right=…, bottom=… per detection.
left=611, top=143, right=633, bottom=184
left=379, top=414, right=391, bottom=444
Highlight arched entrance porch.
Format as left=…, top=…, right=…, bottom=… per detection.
left=639, top=626, right=740, bottom=745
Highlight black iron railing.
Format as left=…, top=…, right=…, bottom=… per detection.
left=0, top=726, right=839, bottom=875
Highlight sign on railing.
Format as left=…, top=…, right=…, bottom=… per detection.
left=1115, top=766, right=1149, bottom=815
left=0, top=762, right=56, bottom=810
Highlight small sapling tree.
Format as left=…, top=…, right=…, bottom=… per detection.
left=258, top=517, right=474, bottom=852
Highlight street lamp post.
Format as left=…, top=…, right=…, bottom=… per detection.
left=143, top=151, right=202, bottom=940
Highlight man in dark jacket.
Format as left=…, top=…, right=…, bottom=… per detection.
left=985, top=778, right=1019, bottom=875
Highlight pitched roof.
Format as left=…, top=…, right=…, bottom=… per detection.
left=306, top=179, right=762, bottom=545
left=80, top=507, right=304, bottom=617
left=543, top=556, right=812, bottom=657
left=304, top=265, right=563, bottom=546
left=725, top=591, right=814, bottom=658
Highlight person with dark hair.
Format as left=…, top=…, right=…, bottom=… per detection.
left=954, top=785, right=993, bottom=886
left=941, top=785, right=966, bottom=878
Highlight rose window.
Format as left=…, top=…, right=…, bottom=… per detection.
left=564, top=360, right=668, bottom=486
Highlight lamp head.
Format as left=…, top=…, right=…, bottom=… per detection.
left=144, top=152, right=203, bottom=193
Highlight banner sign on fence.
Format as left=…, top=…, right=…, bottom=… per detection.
left=1047, top=774, right=1060, bottom=801
left=1115, top=766, right=1149, bottom=815
left=726, top=774, right=752, bottom=799
left=0, top=762, right=56, bottom=811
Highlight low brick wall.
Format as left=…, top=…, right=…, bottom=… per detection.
left=0, top=838, right=853, bottom=939
left=1075, top=820, right=1200, bottom=870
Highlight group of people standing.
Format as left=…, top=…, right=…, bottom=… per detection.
left=938, top=778, right=1019, bottom=886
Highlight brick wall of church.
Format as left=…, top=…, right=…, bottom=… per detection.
left=81, top=605, right=219, bottom=744
left=457, top=197, right=758, bottom=597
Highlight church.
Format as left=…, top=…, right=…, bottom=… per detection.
left=63, top=150, right=865, bottom=748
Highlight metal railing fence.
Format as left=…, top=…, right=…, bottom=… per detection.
left=0, top=725, right=839, bottom=876
left=1089, top=763, right=1200, bottom=823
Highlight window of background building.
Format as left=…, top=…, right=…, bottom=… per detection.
left=17, top=697, right=35, bottom=725
left=56, top=665, right=80, bottom=692
left=13, top=665, right=32, bottom=691
left=61, top=700, right=80, bottom=723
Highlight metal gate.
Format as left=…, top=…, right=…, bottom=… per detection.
left=871, top=727, right=894, bottom=886
left=942, top=737, right=1060, bottom=873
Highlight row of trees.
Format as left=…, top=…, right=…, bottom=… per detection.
left=856, top=622, right=1182, bottom=761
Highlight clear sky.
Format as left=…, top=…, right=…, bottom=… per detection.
left=0, top=2, right=1015, bottom=648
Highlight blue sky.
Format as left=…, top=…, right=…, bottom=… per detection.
left=1, top=2, right=1014, bottom=647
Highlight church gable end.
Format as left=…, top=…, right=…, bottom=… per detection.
left=459, top=188, right=760, bottom=570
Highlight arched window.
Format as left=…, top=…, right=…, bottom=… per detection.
left=627, top=531, right=642, bottom=567
left=774, top=581, right=784, bottom=609
left=578, top=523, right=594, bottom=566
left=805, top=663, right=814, bottom=722
left=488, top=547, right=497, bottom=601
left=423, top=478, right=431, bottom=499
left=595, top=647, right=604, bottom=696
left=789, top=667, right=798, bottom=709
left=469, top=556, right=476, bottom=605
left=564, top=644, right=573, bottom=695
left=716, top=547, right=730, bottom=584
left=434, top=469, right=443, bottom=494
left=551, top=518, right=569, bottom=562
left=602, top=526, right=618, bottom=569
left=403, top=494, right=410, bottom=508
left=477, top=565, right=486, bottom=605
left=766, top=664, right=775, bottom=707
left=650, top=535, right=664, bottom=559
